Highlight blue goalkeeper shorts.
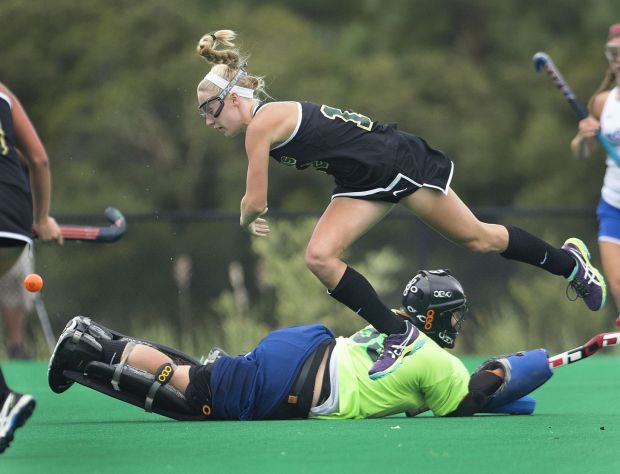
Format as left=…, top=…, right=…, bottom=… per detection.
left=207, top=324, right=335, bottom=420
left=597, top=197, right=620, bottom=245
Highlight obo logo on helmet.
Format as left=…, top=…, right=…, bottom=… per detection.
left=423, top=310, right=435, bottom=330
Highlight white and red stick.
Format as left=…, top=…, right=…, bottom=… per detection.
left=548, top=332, right=620, bottom=369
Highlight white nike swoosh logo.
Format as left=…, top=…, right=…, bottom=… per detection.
left=393, top=188, right=408, bottom=197
left=540, top=251, right=548, bottom=265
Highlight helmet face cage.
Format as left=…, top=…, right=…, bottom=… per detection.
left=402, top=269, right=468, bottom=349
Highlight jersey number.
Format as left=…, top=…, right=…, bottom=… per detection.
left=0, top=122, right=8, bottom=156
left=320, top=105, right=373, bottom=131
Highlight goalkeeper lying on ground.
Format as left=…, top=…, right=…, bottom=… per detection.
left=47, top=269, right=551, bottom=421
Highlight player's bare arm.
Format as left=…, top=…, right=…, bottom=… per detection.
left=241, top=103, right=298, bottom=234
left=1, top=84, right=63, bottom=243
left=571, top=91, right=610, bottom=158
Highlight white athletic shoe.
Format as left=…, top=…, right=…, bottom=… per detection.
left=0, top=391, right=36, bottom=454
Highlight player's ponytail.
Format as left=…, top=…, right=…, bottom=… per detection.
left=196, top=30, right=241, bottom=69
left=196, top=29, right=269, bottom=101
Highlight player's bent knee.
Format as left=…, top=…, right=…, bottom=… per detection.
left=304, top=248, right=336, bottom=276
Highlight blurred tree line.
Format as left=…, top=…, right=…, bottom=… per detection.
left=0, top=0, right=617, bottom=356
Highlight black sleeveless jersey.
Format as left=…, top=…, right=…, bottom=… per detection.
left=0, top=93, right=30, bottom=192
left=0, top=92, right=33, bottom=242
left=265, top=101, right=405, bottom=191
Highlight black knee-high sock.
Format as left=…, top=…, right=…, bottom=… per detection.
left=328, top=266, right=406, bottom=335
left=99, top=339, right=129, bottom=365
left=500, top=225, right=575, bottom=277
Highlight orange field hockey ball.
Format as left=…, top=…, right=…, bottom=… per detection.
left=24, top=273, right=44, bottom=292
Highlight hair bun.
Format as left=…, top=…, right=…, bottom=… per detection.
left=197, top=33, right=214, bottom=56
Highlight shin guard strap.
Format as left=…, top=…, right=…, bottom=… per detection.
left=111, top=341, right=136, bottom=391
left=145, top=362, right=177, bottom=412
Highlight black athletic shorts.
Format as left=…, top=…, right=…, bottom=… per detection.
left=331, top=132, right=454, bottom=203
left=0, top=183, right=33, bottom=246
left=185, top=363, right=214, bottom=416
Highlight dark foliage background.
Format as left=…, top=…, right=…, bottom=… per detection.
left=0, top=0, right=617, bottom=356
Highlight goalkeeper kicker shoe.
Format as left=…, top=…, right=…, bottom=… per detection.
left=0, top=391, right=36, bottom=454
left=368, top=321, right=420, bottom=380
left=562, top=238, right=606, bottom=311
left=48, top=316, right=107, bottom=393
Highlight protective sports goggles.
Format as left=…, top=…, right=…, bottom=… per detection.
left=198, top=64, right=249, bottom=119
left=604, top=43, right=620, bottom=62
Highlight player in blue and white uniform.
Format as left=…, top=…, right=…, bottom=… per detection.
left=195, top=29, right=605, bottom=380
left=571, top=23, right=620, bottom=322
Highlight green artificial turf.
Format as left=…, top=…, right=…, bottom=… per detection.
left=3, top=356, right=620, bottom=473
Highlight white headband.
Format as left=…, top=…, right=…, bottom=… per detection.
left=204, top=71, right=255, bottom=99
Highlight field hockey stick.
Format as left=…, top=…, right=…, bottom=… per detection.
left=532, top=51, right=620, bottom=166
left=547, top=332, right=620, bottom=369
left=34, top=207, right=127, bottom=243
left=33, top=293, right=56, bottom=352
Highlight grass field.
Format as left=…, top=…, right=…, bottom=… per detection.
left=3, top=355, right=620, bottom=473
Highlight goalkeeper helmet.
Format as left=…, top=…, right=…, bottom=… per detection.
left=401, top=269, right=468, bottom=348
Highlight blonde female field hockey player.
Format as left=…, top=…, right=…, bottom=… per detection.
left=195, top=29, right=606, bottom=380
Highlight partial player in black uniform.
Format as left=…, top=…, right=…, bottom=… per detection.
left=0, top=82, right=63, bottom=454
left=194, top=29, right=606, bottom=379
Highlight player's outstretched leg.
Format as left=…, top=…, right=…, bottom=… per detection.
left=0, top=389, right=36, bottom=454
left=562, top=238, right=607, bottom=311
